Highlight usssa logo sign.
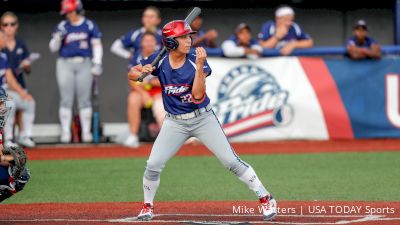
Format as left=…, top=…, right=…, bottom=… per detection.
left=213, top=65, right=293, bottom=137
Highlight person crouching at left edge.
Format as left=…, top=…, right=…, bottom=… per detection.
left=49, top=0, right=103, bottom=143
left=0, top=87, right=30, bottom=202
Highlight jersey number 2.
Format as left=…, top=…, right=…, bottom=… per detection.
left=180, top=94, right=193, bottom=103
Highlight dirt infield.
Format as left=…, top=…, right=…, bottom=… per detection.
left=27, top=139, right=400, bottom=160
left=0, top=201, right=399, bottom=224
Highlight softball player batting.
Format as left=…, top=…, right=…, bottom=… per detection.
left=49, top=0, right=103, bottom=143
left=129, top=20, right=277, bottom=221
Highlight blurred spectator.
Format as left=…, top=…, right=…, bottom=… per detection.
left=125, top=32, right=164, bottom=148
left=258, top=6, right=313, bottom=56
left=111, top=6, right=162, bottom=60
left=1, top=12, right=36, bottom=148
left=0, top=29, right=35, bottom=147
left=190, top=15, right=218, bottom=48
left=346, top=20, right=381, bottom=60
left=49, top=0, right=103, bottom=143
left=221, top=23, right=262, bottom=58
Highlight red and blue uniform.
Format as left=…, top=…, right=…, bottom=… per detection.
left=140, top=53, right=212, bottom=115
left=54, top=18, right=101, bottom=58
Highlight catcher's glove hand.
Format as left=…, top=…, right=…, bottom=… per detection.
left=2, top=146, right=27, bottom=179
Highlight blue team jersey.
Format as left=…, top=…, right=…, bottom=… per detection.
left=0, top=166, right=10, bottom=185
left=140, top=53, right=212, bottom=115
left=128, top=50, right=161, bottom=69
left=120, top=27, right=162, bottom=53
left=53, top=17, right=102, bottom=58
left=346, top=36, right=378, bottom=48
left=0, top=53, right=10, bottom=89
left=258, top=21, right=311, bottom=49
left=2, top=37, right=30, bottom=89
left=228, top=35, right=259, bottom=48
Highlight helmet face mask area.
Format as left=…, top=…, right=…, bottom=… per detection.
left=162, top=20, right=196, bottom=51
left=0, top=88, right=11, bottom=129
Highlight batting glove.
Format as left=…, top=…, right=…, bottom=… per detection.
left=91, top=63, right=103, bottom=76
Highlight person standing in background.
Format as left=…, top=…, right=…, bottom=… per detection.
left=49, top=0, right=103, bottom=143
left=1, top=12, right=36, bottom=148
left=110, top=6, right=162, bottom=60
left=258, top=6, right=313, bottom=56
left=190, top=15, right=218, bottom=48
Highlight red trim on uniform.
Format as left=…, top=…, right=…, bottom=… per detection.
left=227, top=120, right=274, bottom=137
left=299, top=57, right=354, bottom=139
left=223, top=110, right=274, bottom=129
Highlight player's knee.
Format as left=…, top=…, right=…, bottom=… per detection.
left=226, top=160, right=249, bottom=177
left=60, top=99, right=73, bottom=109
left=144, top=168, right=161, bottom=181
left=78, top=100, right=91, bottom=109
left=128, top=92, right=142, bottom=106
left=25, top=100, right=35, bottom=114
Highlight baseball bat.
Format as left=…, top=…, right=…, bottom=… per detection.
left=92, top=76, right=100, bottom=143
left=137, top=7, right=202, bottom=82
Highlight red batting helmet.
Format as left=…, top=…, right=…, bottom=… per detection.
left=60, top=0, right=83, bottom=15
left=162, top=20, right=196, bottom=50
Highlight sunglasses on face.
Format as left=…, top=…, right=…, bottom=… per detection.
left=2, top=22, right=17, bottom=27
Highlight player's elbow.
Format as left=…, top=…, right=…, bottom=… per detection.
left=192, top=90, right=205, bottom=101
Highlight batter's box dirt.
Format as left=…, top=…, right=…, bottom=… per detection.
left=0, top=201, right=399, bottom=224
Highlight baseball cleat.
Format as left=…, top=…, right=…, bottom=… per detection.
left=137, top=203, right=154, bottom=221
left=260, top=195, right=277, bottom=221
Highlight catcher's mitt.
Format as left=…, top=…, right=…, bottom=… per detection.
left=2, top=145, right=27, bottom=179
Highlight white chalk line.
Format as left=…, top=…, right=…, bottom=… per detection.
left=0, top=214, right=399, bottom=224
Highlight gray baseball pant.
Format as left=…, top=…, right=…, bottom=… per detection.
left=144, top=109, right=250, bottom=181
left=56, top=58, right=92, bottom=136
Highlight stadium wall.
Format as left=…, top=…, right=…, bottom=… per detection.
left=14, top=8, right=394, bottom=125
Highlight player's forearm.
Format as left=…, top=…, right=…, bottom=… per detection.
left=222, top=41, right=246, bottom=57
left=365, top=45, right=381, bottom=59
left=192, top=67, right=206, bottom=101
left=49, top=36, right=62, bottom=53
left=292, top=39, right=314, bottom=49
left=111, top=39, right=131, bottom=59
left=91, top=38, right=103, bottom=65
left=259, top=36, right=280, bottom=48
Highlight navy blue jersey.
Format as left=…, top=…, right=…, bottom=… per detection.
left=0, top=166, right=9, bottom=185
left=120, top=27, right=162, bottom=53
left=128, top=50, right=161, bottom=69
left=2, top=37, right=30, bottom=89
left=53, top=17, right=102, bottom=58
left=141, top=53, right=212, bottom=115
left=0, top=53, right=10, bottom=89
left=258, top=21, right=311, bottom=49
left=346, top=36, right=378, bottom=48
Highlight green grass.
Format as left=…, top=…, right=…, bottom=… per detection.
left=4, top=152, right=400, bottom=204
